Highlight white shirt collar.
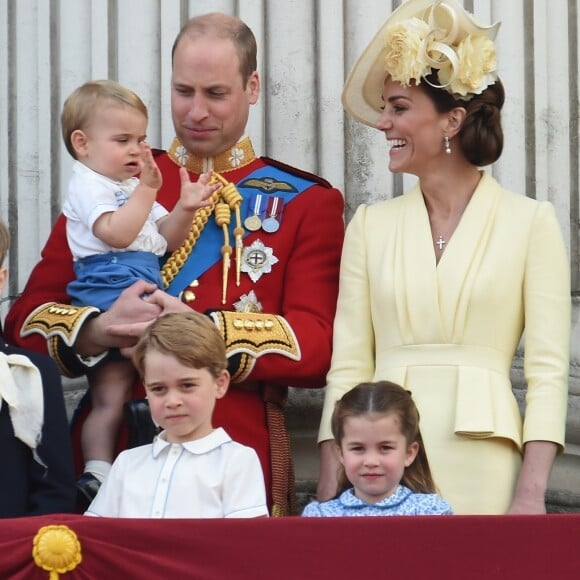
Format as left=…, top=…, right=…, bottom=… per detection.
left=151, top=427, right=231, bottom=458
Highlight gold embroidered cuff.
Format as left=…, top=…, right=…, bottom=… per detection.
left=230, top=353, right=255, bottom=383
left=21, top=302, right=101, bottom=346
left=209, top=311, right=301, bottom=382
left=21, top=303, right=102, bottom=377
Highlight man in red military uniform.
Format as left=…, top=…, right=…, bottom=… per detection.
left=5, top=12, right=344, bottom=516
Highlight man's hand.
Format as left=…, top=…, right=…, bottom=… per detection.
left=75, top=280, right=162, bottom=356
left=107, top=288, right=192, bottom=357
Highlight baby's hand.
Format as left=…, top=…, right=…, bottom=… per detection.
left=179, top=168, right=219, bottom=212
left=139, top=143, right=163, bottom=190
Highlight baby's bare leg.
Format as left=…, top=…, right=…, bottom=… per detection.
left=81, top=359, right=136, bottom=464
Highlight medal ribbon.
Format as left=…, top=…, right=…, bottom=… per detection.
left=164, top=164, right=316, bottom=297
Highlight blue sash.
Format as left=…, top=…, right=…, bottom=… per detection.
left=164, top=165, right=315, bottom=296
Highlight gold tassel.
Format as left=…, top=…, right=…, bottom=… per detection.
left=214, top=174, right=244, bottom=286
left=215, top=202, right=232, bottom=304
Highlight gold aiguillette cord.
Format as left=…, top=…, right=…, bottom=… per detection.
left=210, top=173, right=244, bottom=286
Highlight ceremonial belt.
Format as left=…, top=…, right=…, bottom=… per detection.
left=164, top=165, right=315, bottom=297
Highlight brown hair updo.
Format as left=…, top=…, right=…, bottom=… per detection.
left=420, top=74, right=505, bottom=167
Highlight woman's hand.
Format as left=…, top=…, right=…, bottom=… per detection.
left=316, top=439, right=340, bottom=501
left=506, top=440, right=557, bottom=514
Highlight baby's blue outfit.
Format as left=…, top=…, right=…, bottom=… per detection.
left=301, top=485, right=453, bottom=517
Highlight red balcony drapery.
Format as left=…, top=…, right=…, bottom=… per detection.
left=1, top=513, right=579, bottom=579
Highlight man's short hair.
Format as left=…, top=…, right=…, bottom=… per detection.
left=172, top=12, right=257, bottom=87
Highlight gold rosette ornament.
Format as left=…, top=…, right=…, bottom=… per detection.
left=32, top=525, right=82, bottom=579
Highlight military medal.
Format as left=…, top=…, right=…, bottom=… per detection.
left=241, top=239, right=279, bottom=282
left=244, top=214, right=262, bottom=231
left=261, top=217, right=279, bottom=233
left=244, top=193, right=264, bottom=231
left=234, top=290, right=263, bottom=313
left=261, top=197, right=284, bottom=233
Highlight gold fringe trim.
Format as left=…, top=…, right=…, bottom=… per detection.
left=266, top=400, right=298, bottom=516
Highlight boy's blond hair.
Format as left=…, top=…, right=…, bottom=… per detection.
left=132, top=312, right=227, bottom=379
left=0, top=219, right=9, bottom=266
left=61, top=80, right=148, bottom=159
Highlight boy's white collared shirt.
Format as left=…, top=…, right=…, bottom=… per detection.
left=85, top=427, right=268, bottom=518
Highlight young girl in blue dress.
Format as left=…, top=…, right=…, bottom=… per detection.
left=303, top=381, right=452, bottom=516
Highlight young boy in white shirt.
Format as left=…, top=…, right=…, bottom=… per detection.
left=85, top=311, right=268, bottom=518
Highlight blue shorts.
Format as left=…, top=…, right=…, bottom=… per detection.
left=68, top=250, right=164, bottom=311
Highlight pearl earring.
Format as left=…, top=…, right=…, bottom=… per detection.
left=444, top=135, right=451, bottom=155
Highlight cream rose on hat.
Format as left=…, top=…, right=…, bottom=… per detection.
left=439, top=33, right=497, bottom=97
left=342, top=0, right=501, bottom=127
left=384, top=18, right=431, bottom=86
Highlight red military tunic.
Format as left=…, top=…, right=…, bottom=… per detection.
left=4, top=136, right=345, bottom=515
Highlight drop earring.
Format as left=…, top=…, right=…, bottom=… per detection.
left=444, top=135, right=451, bottom=155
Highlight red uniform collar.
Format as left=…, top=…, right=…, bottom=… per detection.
left=167, top=135, right=257, bottom=174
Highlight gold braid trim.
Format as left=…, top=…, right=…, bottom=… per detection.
left=230, top=353, right=254, bottom=383
left=160, top=173, right=244, bottom=294
left=208, top=311, right=301, bottom=364
left=48, top=336, right=71, bottom=378
left=215, top=202, right=232, bottom=304
left=168, top=135, right=256, bottom=174
left=161, top=187, right=220, bottom=289
left=21, top=303, right=100, bottom=347
left=265, top=396, right=298, bottom=516
left=21, top=303, right=107, bottom=377
left=213, top=173, right=244, bottom=286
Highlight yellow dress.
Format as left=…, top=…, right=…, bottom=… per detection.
left=319, top=172, right=571, bottom=514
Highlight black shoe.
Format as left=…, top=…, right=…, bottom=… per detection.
left=76, top=473, right=102, bottom=511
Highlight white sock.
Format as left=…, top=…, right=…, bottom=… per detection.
left=84, top=460, right=112, bottom=483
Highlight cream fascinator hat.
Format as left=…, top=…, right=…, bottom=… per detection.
left=342, top=0, right=501, bottom=127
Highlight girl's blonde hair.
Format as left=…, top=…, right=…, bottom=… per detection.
left=331, top=380, right=437, bottom=495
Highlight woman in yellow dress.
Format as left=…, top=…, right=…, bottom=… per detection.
left=316, top=0, right=571, bottom=514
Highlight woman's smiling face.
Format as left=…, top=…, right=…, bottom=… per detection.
left=376, top=76, right=451, bottom=177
